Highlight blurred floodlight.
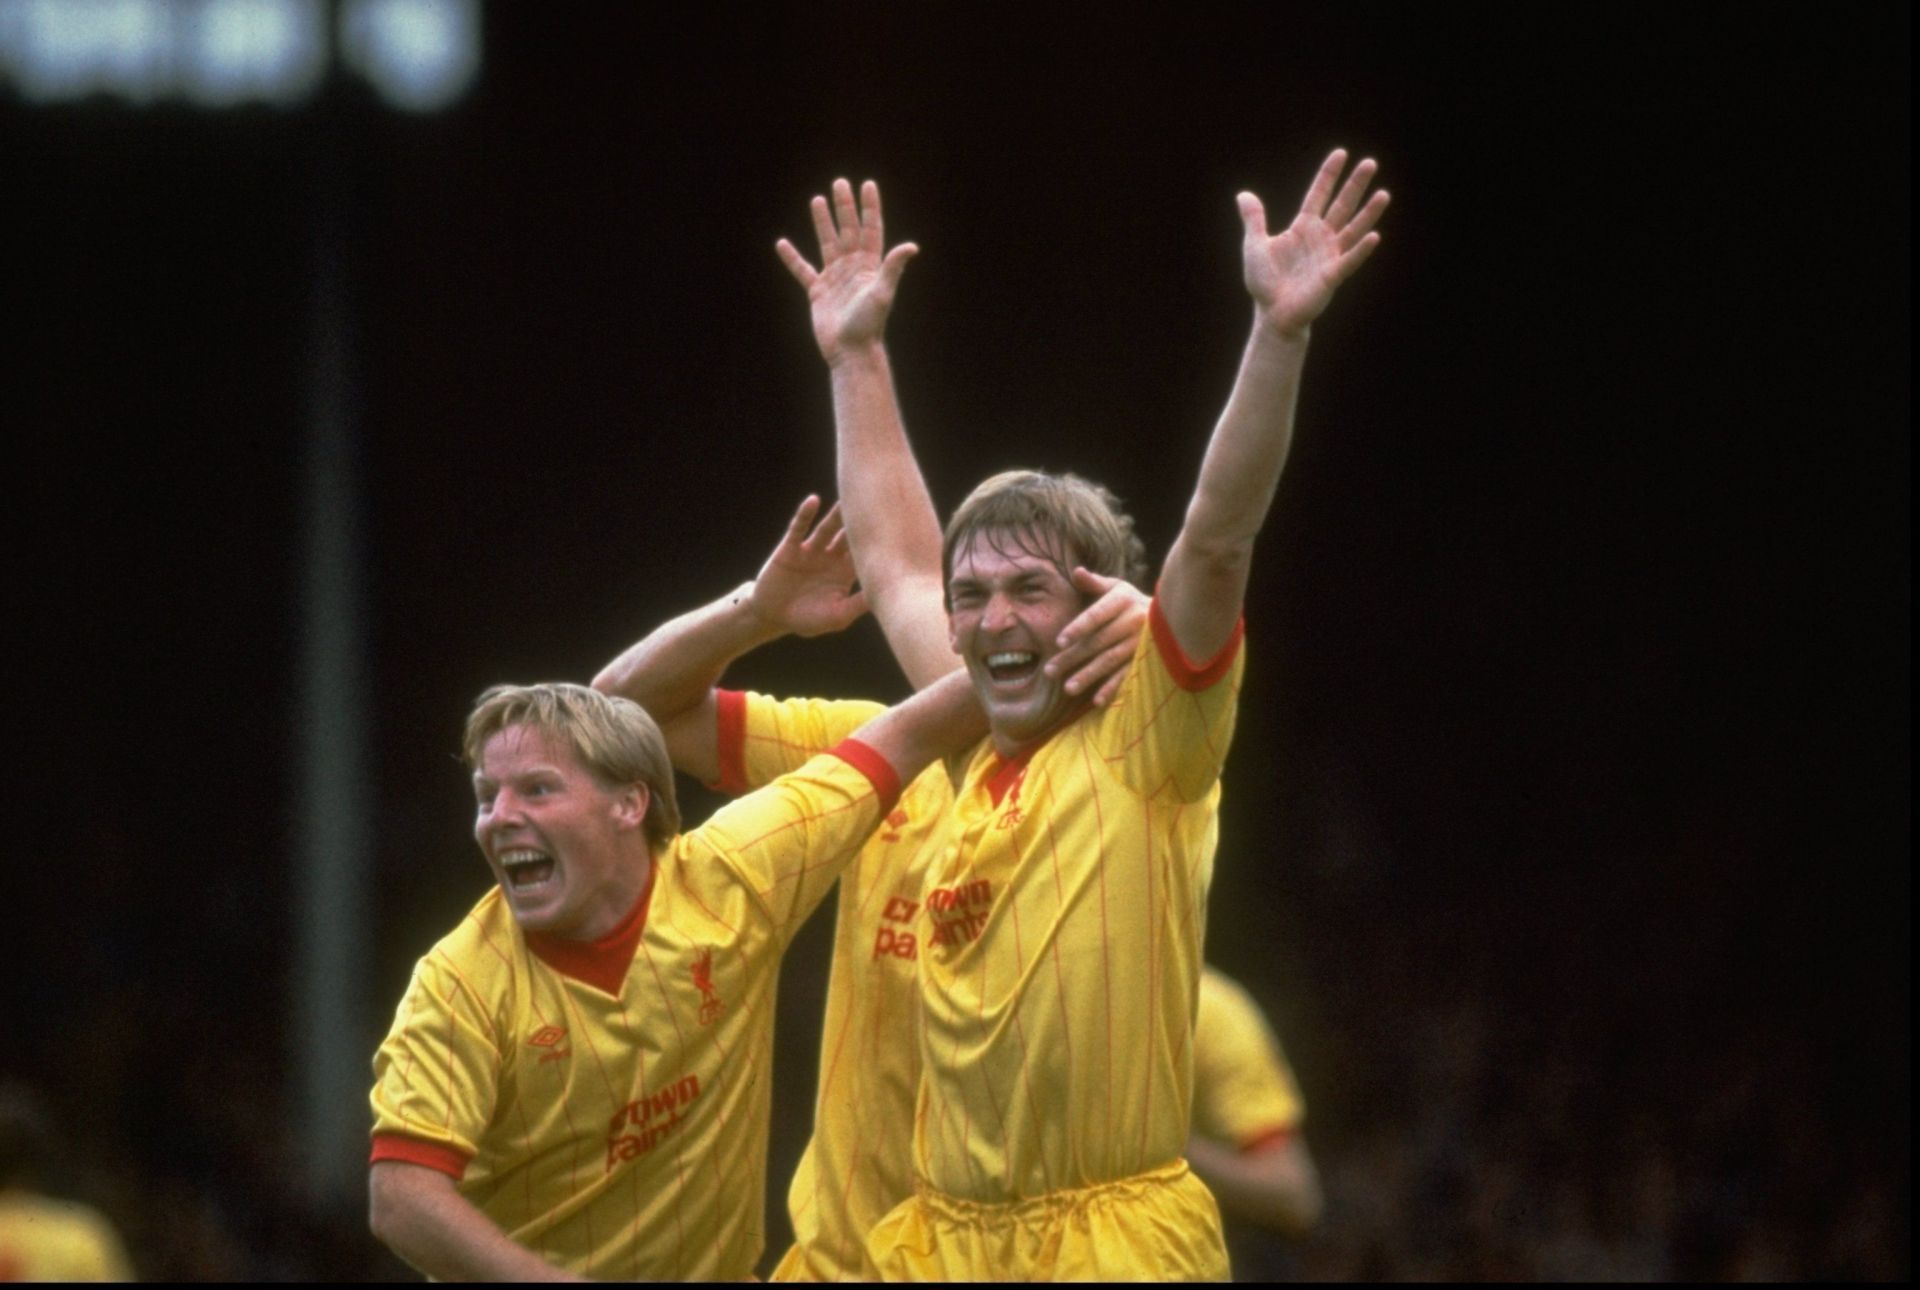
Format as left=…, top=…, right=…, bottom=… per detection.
left=338, top=0, right=476, bottom=112
left=0, top=0, right=478, bottom=109
left=0, top=0, right=175, bottom=103
left=181, top=0, right=324, bottom=105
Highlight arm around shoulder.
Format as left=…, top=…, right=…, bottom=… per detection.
left=848, top=668, right=984, bottom=786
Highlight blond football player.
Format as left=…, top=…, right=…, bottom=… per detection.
left=366, top=673, right=979, bottom=1280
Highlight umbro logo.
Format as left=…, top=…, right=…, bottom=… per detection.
left=529, top=1025, right=566, bottom=1048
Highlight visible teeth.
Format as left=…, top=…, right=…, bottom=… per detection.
left=499, top=849, right=550, bottom=869
left=987, top=652, right=1036, bottom=668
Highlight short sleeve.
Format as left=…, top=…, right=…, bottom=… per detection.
left=1096, top=599, right=1245, bottom=803
left=369, top=949, right=505, bottom=1172
left=1191, top=971, right=1304, bottom=1149
left=688, top=747, right=899, bottom=945
left=714, top=691, right=886, bottom=795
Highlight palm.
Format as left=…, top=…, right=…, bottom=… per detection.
left=1240, top=150, right=1389, bottom=336
left=1246, top=218, right=1348, bottom=334
left=776, top=178, right=918, bottom=363
left=810, top=251, right=893, bottom=356
left=751, top=498, right=867, bottom=638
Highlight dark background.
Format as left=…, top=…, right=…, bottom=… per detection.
left=5, top=1, right=1907, bottom=1280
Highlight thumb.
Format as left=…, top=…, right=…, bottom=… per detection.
left=1236, top=192, right=1268, bottom=242
left=881, top=242, right=920, bottom=288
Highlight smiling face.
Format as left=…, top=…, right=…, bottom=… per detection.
left=472, top=722, right=652, bottom=942
left=947, top=526, right=1091, bottom=756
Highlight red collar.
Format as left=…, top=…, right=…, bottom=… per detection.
left=523, top=864, right=656, bottom=995
left=985, top=744, right=1038, bottom=808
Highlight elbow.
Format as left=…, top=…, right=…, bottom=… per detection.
left=367, top=1170, right=400, bottom=1247
left=1268, top=1155, right=1325, bottom=1237
left=367, top=1164, right=421, bottom=1252
left=1166, top=530, right=1255, bottom=592
left=1273, top=1181, right=1324, bottom=1238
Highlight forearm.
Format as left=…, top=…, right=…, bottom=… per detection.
left=851, top=669, right=985, bottom=781
left=592, top=584, right=783, bottom=782
left=1160, top=322, right=1309, bottom=657
left=1181, top=320, right=1308, bottom=557
left=593, top=582, right=780, bottom=718
left=829, top=344, right=957, bottom=688
left=369, top=1163, right=581, bottom=1282
left=1186, top=1133, right=1323, bottom=1237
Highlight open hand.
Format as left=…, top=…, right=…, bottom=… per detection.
left=1046, top=568, right=1151, bottom=708
left=775, top=179, right=919, bottom=363
left=1240, top=149, right=1389, bottom=338
left=749, top=496, right=869, bottom=638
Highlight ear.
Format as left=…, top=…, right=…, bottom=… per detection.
left=612, top=782, right=650, bottom=832
left=947, top=610, right=961, bottom=652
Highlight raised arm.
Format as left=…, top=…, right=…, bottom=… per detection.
left=370, top=1162, right=582, bottom=1282
left=776, top=179, right=954, bottom=689
left=591, top=496, right=867, bottom=782
left=778, top=180, right=1153, bottom=703
left=1159, top=149, right=1389, bottom=660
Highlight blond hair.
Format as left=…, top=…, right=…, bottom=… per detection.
left=463, top=682, right=681, bottom=854
left=942, top=469, right=1149, bottom=599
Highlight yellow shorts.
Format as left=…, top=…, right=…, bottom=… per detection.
left=865, top=1159, right=1229, bottom=1282
left=768, top=1238, right=875, bottom=1283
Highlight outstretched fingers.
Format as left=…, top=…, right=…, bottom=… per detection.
left=859, top=180, right=886, bottom=256
left=774, top=237, right=819, bottom=288
left=1298, top=148, right=1349, bottom=219
left=831, top=178, right=859, bottom=253
left=1332, top=230, right=1383, bottom=284
left=880, top=241, right=920, bottom=290
left=1323, top=156, right=1379, bottom=230
left=783, top=494, right=824, bottom=546
left=808, top=192, right=839, bottom=259
left=1337, top=189, right=1391, bottom=253
left=804, top=500, right=848, bottom=552
left=1237, top=191, right=1270, bottom=242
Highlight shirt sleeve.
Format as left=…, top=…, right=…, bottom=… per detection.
left=712, top=690, right=888, bottom=796
left=1097, top=597, right=1245, bottom=803
left=690, top=742, right=902, bottom=944
left=1191, top=970, right=1304, bottom=1150
left=368, top=947, right=504, bottom=1175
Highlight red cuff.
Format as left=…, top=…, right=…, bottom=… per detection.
left=370, top=1133, right=471, bottom=1179
left=1148, top=596, right=1244, bottom=692
left=1237, top=1125, right=1295, bottom=1155
left=829, top=738, right=903, bottom=817
left=712, top=689, right=748, bottom=796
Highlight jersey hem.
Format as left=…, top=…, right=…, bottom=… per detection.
left=1236, top=1124, right=1296, bottom=1154
left=369, top=1132, right=471, bottom=1179
left=713, top=688, right=749, bottom=795
left=830, top=738, right=903, bottom=815
left=1147, top=595, right=1244, bottom=692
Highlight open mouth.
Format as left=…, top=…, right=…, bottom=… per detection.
left=985, top=650, right=1040, bottom=684
left=499, top=848, right=557, bottom=890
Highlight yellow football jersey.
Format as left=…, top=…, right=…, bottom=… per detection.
left=1193, top=966, right=1305, bottom=1150
left=911, top=601, right=1242, bottom=1202
left=369, top=747, right=898, bottom=1280
left=712, top=690, right=953, bottom=1283
left=0, top=1194, right=132, bottom=1281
